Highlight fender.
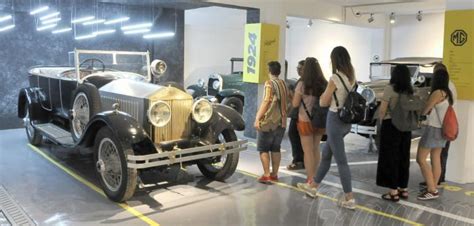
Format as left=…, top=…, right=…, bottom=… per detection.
left=197, top=104, right=245, bottom=143
left=18, top=88, right=49, bottom=122
left=186, top=84, right=206, bottom=99
left=78, top=111, right=156, bottom=156
left=217, top=89, right=244, bottom=103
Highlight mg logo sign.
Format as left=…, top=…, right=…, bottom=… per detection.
left=451, top=30, right=468, bottom=46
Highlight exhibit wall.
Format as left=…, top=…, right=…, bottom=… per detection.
left=390, top=12, right=445, bottom=58
left=0, top=2, right=184, bottom=130
left=184, top=7, right=246, bottom=87
left=285, top=17, right=384, bottom=82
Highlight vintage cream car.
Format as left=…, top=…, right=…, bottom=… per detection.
left=18, top=49, right=247, bottom=202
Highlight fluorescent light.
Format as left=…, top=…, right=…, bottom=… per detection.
left=143, top=32, right=175, bottom=39
left=83, top=19, right=105, bottom=26
left=42, top=17, right=61, bottom=24
left=40, top=12, right=60, bottom=20
left=0, top=24, right=14, bottom=32
left=37, top=23, right=57, bottom=31
left=93, top=29, right=116, bottom=36
left=75, top=33, right=96, bottom=40
left=52, top=27, right=72, bottom=34
left=30, top=6, right=49, bottom=15
left=123, top=28, right=150, bottom=34
left=0, top=15, right=12, bottom=22
left=104, top=17, right=130, bottom=25
left=71, top=16, right=95, bottom=24
left=121, top=23, right=152, bottom=31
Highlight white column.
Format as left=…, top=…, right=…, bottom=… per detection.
left=445, top=0, right=474, bottom=183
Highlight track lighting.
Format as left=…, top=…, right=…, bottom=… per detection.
left=368, top=14, right=374, bottom=23
left=307, top=19, right=313, bottom=28
left=286, top=20, right=290, bottom=29
left=389, top=12, right=395, bottom=24
left=417, top=11, right=422, bottom=22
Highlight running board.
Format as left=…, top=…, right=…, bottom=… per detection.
left=34, top=123, right=74, bottom=146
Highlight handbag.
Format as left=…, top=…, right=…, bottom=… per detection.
left=435, top=103, right=458, bottom=141
left=301, top=97, right=328, bottom=128
left=259, top=80, right=283, bottom=132
left=333, top=73, right=366, bottom=124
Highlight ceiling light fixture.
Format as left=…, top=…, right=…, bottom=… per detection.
left=0, top=15, right=12, bottom=22
left=75, top=33, right=97, bottom=40
left=52, top=27, right=72, bottom=34
left=286, top=20, right=290, bottom=29
left=104, top=17, right=130, bottom=25
left=417, top=11, right=422, bottom=22
left=307, top=19, right=313, bottom=28
left=368, top=13, right=374, bottom=23
left=389, top=12, right=396, bottom=24
left=121, top=23, right=153, bottom=31
left=0, top=24, right=14, bottom=32
left=143, top=32, right=175, bottom=39
left=123, top=28, right=150, bottom=34
left=37, top=23, right=57, bottom=31
left=30, top=6, right=49, bottom=15
left=93, top=29, right=116, bottom=36
left=71, top=16, right=95, bottom=24
left=40, top=12, right=60, bottom=20
left=42, top=17, right=61, bottom=24
left=83, top=19, right=106, bottom=26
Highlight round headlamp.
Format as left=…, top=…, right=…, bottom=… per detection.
left=197, top=78, right=205, bottom=87
left=192, top=99, right=213, bottom=124
left=212, top=80, right=221, bottom=90
left=147, top=101, right=171, bottom=127
left=360, top=87, right=376, bottom=104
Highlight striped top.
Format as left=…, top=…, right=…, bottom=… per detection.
left=263, top=78, right=288, bottom=127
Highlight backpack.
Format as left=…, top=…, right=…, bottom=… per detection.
left=259, top=80, right=284, bottom=132
left=437, top=105, right=459, bottom=141
left=301, top=98, right=328, bottom=128
left=334, top=73, right=366, bottom=124
left=391, top=93, right=423, bottom=131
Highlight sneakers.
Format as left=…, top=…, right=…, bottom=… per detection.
left=417, top=190, right=439, bottom=200
left=269, top=174, right=278, bottom=182
left=297, top=182, right=318, bottom=198
left=337, top=197, right=356, bottom=210
left=419, top=181, right=445, bottom=188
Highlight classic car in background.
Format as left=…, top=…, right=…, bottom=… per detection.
left=187, top=57, right=245, bottom=114
left=18, top=49, right=247, bottom=202
left=352, top=57, right=441, bottom=151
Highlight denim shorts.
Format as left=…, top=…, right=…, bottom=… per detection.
left=257, top=126, right=286, bottom=152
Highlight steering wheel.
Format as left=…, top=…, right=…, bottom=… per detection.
left=79, top=58, right=105, bottom=72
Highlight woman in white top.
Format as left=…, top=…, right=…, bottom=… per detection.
left=417, top=69, right=454, bottom=200
left=297, top=46, right=356, bottom=210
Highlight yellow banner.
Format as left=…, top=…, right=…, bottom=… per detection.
left=443, top=10, right=474, bottom=100
left=243, top=23, right=280, bottom=84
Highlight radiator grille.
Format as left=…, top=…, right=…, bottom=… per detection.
left=154, top=99, right=193, bottom=142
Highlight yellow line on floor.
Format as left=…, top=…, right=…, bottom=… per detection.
left=237, top=169, right=423, bottom=226
left=27, top=144, right=159, bottom=226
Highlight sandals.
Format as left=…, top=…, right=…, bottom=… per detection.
left=381, top=192, right=400, bottom=202
left=398, top=189, right=409, bottom=199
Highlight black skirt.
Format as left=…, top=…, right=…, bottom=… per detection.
left=376, top=119, right=412, bottom=189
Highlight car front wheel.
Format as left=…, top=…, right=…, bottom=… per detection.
left=197, top=129, right=239, bottom=181
left=94, top=127, right=137, bottom=202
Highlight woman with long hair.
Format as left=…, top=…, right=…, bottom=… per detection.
left=298, top=46, right=356, bottom=209
left=417, top=69, right=453, bottom=200
left=294, top=57, right=327, bottom=190
left=376, top=65, right=414, bottom=202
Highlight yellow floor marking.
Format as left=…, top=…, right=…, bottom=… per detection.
left=464, top=191, right=474, bottom=197
left=237, top=170, right=423, bottom=226
left=443, top=185, right=462, bottom=192
left=28, top=144, right=160, bottom=226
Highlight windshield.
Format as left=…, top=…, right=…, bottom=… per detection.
left=72, top=49, right=150, bottom=83
left=369, top=64, right=420, bottom=80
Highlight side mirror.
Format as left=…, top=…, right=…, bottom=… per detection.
left=151, top=59, right=167, bottom=76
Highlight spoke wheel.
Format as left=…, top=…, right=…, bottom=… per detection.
left=94, top=127, right=137, bottom=202
left=23, top=103, right=42, bottom=145
left=72, top=93, right=90, bottom=139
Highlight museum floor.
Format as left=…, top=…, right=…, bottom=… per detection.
left=0, top=128, right=473, bottom=226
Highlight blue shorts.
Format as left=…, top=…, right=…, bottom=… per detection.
left=257, top=126, right=286, bottom=152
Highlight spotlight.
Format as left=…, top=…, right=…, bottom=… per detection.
left=286, top=20, right=290, bottom=29
left=417, top=11, right=422, bottom=22
left=368, top=13, right=374, bottom=23
left=389, top=12, right=395, bottom=24
left=307, top=19, right=313, bottom=28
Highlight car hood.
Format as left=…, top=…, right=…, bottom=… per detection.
left=99, top=79, right=192, bottom=101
